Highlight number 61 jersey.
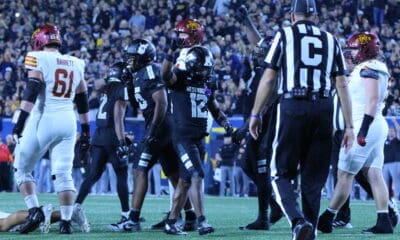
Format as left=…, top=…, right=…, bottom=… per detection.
left=24, top=51, right=85, bottom=113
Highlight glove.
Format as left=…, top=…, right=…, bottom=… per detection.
left=142, top=124, right=158, bottom=147
left=357, top=131, right=366, bottom=147
left=121, top=67, right=133, bottom=83
left=170, top=38, right=181, bottom=52
left=223, top=122, right=234, bottom=136
left=231, top=127, right=248, bottom=145
left=116, top=140, right=129, bottom=166
left=78, top=132, right=90, bottom=154
left=357, top=114, right=374, bottom=147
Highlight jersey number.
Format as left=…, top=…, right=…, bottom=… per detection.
left=97, top=95, right=108, bottom=120
left=190, top=92, right=207, bottom=118
left=53, top=68, right=74, bottom=98
left=134, top=87, right=148, bottom=110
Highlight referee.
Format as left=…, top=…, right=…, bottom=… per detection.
left=249, top=0, right=354, bottom=240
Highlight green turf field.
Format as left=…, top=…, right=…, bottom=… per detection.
left=0, top=192, right=399, bottom=239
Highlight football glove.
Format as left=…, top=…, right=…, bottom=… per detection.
left=116, top=140, right=129, bottom=166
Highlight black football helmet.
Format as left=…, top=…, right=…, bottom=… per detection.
left=185, top=46, right=214, bottom=82
left=105, top=62, right=126, bottom=83
left=124, top=39, right=156, bottom=71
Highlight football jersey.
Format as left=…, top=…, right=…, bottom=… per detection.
left=24, top=51, right=85, bottom=113
left=348, top=59, right=389, bottom=122
left=132, top=63, right=166, bottom=128
left=92, top=83, right=128, bottom=146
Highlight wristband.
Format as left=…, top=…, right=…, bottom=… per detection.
left=251, top=114, right=260, bottom=119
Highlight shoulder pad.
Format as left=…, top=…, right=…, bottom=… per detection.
left=360, top=67, right=379, bottom=80
left=359, top=60, right=389, bottom=76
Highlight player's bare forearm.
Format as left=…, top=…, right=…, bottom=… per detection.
left=208, top=98, right=227, bottom=127
left=114, top=100, right=127, bottom=141
left=19, top=101, right=34, bottom=113
left=245, top=20, right=262, bottom=46
left=151, top=89, right=168, bottom=126
left=78, top=112, right=90, bottom=125
left=251, top=68, right=276, bottom=115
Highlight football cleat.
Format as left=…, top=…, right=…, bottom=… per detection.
left=164, top=221, right=187, bottom=235
left=198, top=219, right=215, bottom=235
left=20, top=206, right=45, bottom=234
left=40, top=204, right=53, bottom=233
left=71, top=204, right=90, bottom=233
left=59, top=220, right=73, bottom=234
left=109, top=216, right=141, bottom=232
left=317, top=210, right=334, bottom=233
left=292, top=219, right=313, bottom=240
left=239, top=219, right=270, bottom=230
left=362, top=225, right=393, bottom=234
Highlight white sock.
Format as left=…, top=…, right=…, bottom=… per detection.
left=122, top=211, right=130, bottom=219
left=377, top=210, right=389, bottom=213
left=60, top=205, right=74, bottom=220
left=24, top=194, right=39, bottom=209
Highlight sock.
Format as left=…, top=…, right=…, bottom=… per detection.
left=24, top=194, right=39, bottom=209
left=327, top=207, right=338, bottom=215
left=377, top=210, right=389, bottom=214
left=166, top=218, right=177, bottom=225
left=60, top=205, right=74, bottom=220
left=122, top=211, right=130, bottom=219
left=130, top=209, right=141, bottom=222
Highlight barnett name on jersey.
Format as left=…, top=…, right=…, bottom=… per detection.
left=24, top=51, right=85, bottom=113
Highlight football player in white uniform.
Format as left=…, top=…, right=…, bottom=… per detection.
left=12, top=24, right=90, bottom=234
left=318, top=33, right=393, bottom=234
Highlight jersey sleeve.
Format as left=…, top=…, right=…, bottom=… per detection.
left=264, top=31, right=283, bottom=70
left=144, top=65, right=165, bottom=96
left=331, top=37, right=347, bottom=77
left=24, top=51, right=42, bottom=71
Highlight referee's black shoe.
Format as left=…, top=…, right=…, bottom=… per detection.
left=292, top=219, right=313, bottom=240
left=317, top=210, right=334, bottom=233
left=239, top=216, right=270, bottom=230
left=19, top=206, right=45, bottom=234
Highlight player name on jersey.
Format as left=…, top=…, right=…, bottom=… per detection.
left=57, top=58, right=74, bottom=66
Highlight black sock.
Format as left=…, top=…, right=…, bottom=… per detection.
left=166, top=218, right=177, bottom=225
left=130, top=209, right=141, bottom=222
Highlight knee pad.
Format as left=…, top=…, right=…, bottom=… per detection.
left=15, top=169, right=35, bottom=186
left=53, top=173, right=75, bottom=193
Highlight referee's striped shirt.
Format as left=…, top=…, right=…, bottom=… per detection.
left=264, top=20, right=347, bottom=94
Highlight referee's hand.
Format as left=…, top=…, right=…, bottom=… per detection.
left=341, top=128, right=355, bottom=153
left=249, top=114, right=262, bottom=140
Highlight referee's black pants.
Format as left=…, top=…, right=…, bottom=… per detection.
left=271, top=97, right=333, bottom=231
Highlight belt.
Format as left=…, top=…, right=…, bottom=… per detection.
left=282, top=90, right=331, bottom=101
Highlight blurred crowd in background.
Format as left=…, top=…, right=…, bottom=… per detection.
left=0, top=0, right=400, bottom=197
left=0, top=0, right=400, bottom=119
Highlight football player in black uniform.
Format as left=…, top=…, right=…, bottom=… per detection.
left=162, top=43, right=233, bottom=235
left=73, top=61, right=130, bottom=231
left=233, top=5, right=283, bottom=230
left=112, top=38, right=196, bottom=232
